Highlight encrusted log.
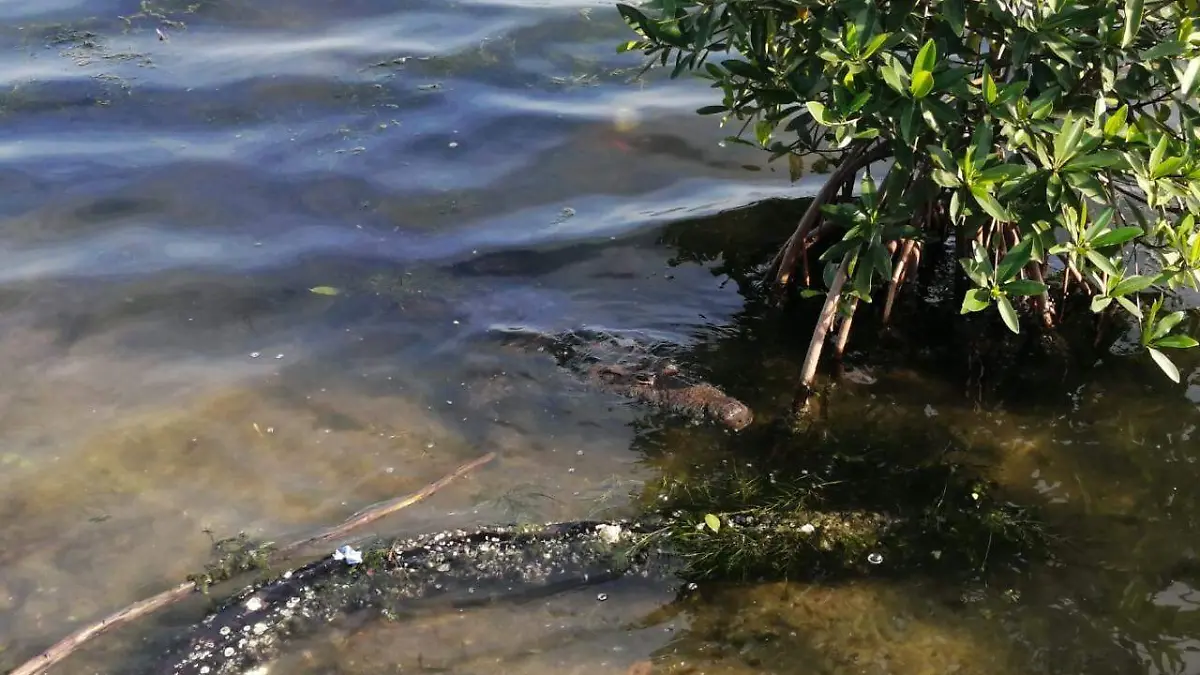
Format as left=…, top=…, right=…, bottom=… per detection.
left=159, top=521, right=661, bottom=675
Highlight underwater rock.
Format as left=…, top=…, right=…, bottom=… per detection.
left=496, top=328, right=754, bottom=431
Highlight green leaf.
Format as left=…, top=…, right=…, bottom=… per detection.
left=704, top=513, right=721, bottom=533
left=880, top=55, right=909, bottom=95
left=1085, top=249, right=1120, bottom=276
left=913, top=39, right=937, bottom=78
left=983, top=68, right=998, bottom=104
left=997, top=237, right=1034, bottom=282
left=755, top=119, right=773, bottom=146
left=1148, top=347, right=1181, bottom=383
left=1111, top=274, right=1157, bottom=296
left=1053, top=114, right=1085, bottom=166
left=862, top=33, right=891, bottom=59
left=1064, top=150, right=1126, bottom=171
left=309, top=286, right=341, bottom=296
left=932, top=169, right=962, bottom=188
left=970, top=185, right=1014, bottom=221
left=960, top=288, right=992, bottom=313
left=1150, top=134, right=1169, bottom=173
left=1153, top=310, right=1188, bottom=340
left=900, top=101, right=920, bottom=142
left=1155, top=335, right=1200, bottom=349
left=997, top=294, right=1021, bottom=334
left=722, top=59, right=762, bottom=80
left=945, top=0, right=966, bottom=37
left=1181, top=58, right=1200, bottom=97
left=1091, top=295, right=1114, bottom=313
left=927, top=145, right=957, bottom=171
left=1121, top=0, right=1144, bottom=49
left=910, top=70, right=934, bottom=98
left=1103, top=106, right=1129, bottom=138
left=1140, top=41, right=1184, bottom=61
left=1002, top=279, right=1048, bottom=296
left=1117, top=295, right=1143, bottom=318
left=807, top=101, right=834, bottom=125
left=1091, top=226, right=1144, bottom=248
left=976, top=163, right=1029, bottom=184
left=1152, top=156, right=1184, bottom=179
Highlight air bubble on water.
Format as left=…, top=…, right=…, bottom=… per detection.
left=448, top=141, right=459, bottom=148
left=568, top=467, right=575, bottom=473
left=596, top=593, right=608, bottom=602
left=867, top=552, right=883, bottom=565
left=275, top=354, right=284, bottom=359
left=576, top=450, right=584, bottom=456
left=250, top=352, right=261, bottom=358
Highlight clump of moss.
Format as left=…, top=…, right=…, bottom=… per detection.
left=186, top=532, right=276, bottom=594
left=638, top=453, right=1050, bottom=582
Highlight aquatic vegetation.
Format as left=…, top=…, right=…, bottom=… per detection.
left=617, top=0, right=1200, bottom=399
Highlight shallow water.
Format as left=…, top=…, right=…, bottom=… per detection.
left=1, top=1, right=1199, bottom=675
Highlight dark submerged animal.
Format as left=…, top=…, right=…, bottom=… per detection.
left=495, top=328, right=754, bottom=431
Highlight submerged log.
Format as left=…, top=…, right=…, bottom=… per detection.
left=155, top=508, right=953, bottom=675
left=158, top=520, right=662, bottom=675
left=496, top=328, right=754, bottom=431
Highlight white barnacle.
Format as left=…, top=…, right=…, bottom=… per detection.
left=253, top=622, right=268, bottom=635
left=223, top=647, right=236, bottom=657
left=799, top=523, right=816, bottom=535
left=244, top=597, right=265, bottom=612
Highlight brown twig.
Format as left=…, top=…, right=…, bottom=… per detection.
left=8, top=452, right=497, bottom=675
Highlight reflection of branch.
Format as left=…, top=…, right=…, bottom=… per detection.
left=9, top=452, right=496, bottom=675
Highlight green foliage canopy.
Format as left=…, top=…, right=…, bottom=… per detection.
left=617, top=0, right=1200, bottom=381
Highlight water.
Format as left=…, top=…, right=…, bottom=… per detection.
left=0, top=1, right=1199, bottom=674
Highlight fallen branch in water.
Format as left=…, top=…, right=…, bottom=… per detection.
left=7, top=452, right=497, bottom=675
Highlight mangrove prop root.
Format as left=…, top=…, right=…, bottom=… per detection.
left=770, top=143, right=890, bottom=291
left=883, top=239, right=918, bottom=325
left=7, top=453, right=496, bottom=675
left=833, top=297, right=858, bottom=360
left=797, top=257, right=850, bottom=402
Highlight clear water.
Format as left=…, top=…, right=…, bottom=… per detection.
left=0, top=2, right=1199, bottom=675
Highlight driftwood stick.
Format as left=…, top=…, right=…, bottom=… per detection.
left=286, top=452, right=496, bottom=551
left=7, top=452, right=497, bottom=675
